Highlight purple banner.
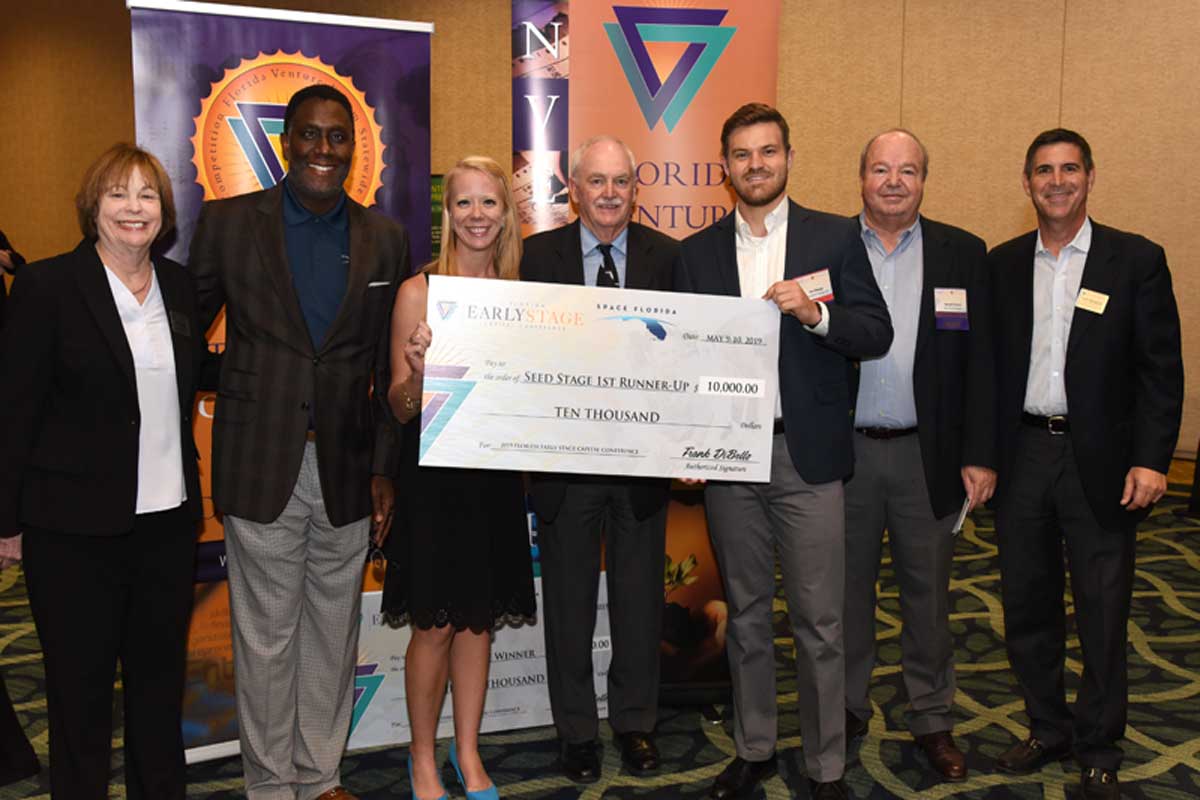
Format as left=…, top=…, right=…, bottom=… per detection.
left=131, top=4, right=432, bottom=265
left=130, top=2, right=431, bottom=760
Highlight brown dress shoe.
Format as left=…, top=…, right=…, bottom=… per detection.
left=915, top=731, right=967, bottom=782
left=314, top=788, right=359, bottom=800
left=995, top=736, right=1071, bottom=774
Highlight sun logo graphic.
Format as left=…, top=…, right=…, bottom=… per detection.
left=604, top=6, right=736, bottom=133
left=350, top=663, right=385, bottom=735
left=190, top=52, right=386, bottom=205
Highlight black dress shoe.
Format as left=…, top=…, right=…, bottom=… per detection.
left=615, top=731, right=659, bottom=772
left=708, top=754, right=777, bottom=799
left=1080, top=767, right=1119, bottom=800
left=845, top=710, right=869, bottom=741
left=995, top=736, right=1071, bottom=774
left=809, top=777, right=849, bottom=800
left=561, top=740, right=601, bottom=783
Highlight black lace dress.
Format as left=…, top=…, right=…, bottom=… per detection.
left=381, top=415, right=537, bottom=633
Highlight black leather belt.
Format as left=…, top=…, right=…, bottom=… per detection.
left=773, top=418, right=786, bottom=435
left=1022, top=412, right=1069, bottom=434
left=855, top=427, right=918, bottom=440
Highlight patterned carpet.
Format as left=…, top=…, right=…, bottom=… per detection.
left=2, top=471, right=1198, bottom=799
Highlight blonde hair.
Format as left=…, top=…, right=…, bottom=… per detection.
left=426, top=156, right=521, bottom=281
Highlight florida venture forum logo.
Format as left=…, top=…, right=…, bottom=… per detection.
left=191, top=52, right=385, bottom=204
left=604, top=6, right=736, bottom=133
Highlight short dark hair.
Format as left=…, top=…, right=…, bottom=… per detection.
left=283, top=84, right=354, bottom=133
left=721, top=103, right=790, bottom=157
left=1023, top=128, right=1093, bottom=177
left=75, top=143, right=176, bottom=241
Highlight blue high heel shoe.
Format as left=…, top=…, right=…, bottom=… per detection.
left=407, top=753, right=448, bottom=800
left=448, top=741, right=501, bottom=800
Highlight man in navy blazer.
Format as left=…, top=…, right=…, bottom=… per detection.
left=989, top=129, right=1183, bottom=800
left=675, top=104, right=892, bottom=800
left=842, top=130, right=996, bottom=783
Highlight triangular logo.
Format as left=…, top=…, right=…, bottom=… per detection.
left=350, top=663, right=384, bottom=735
left=436, top=300, right=458, bottom=320
left=225, top=102, right=287, bottom=190
left=419, top=375, right=477, bottom=460
left=604, top=6, right=736, bottom=133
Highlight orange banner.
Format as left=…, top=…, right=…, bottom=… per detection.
left=570, top=1, right=779, bottom=238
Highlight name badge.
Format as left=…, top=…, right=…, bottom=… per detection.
left=1075, top=288, right=1109, bottom=315
left=795, top=268, right=834, bottom=303
left=933, top=287, right=968, bottom=330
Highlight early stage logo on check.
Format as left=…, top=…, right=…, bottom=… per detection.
left=418, top=276, right=780, bottom=482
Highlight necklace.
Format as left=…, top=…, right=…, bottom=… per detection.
left=101, top=260, right=153, bottom=297
left=125, top=270, right=153, bottom=296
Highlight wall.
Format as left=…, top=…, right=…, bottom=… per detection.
left=2, top=0, right=1196, bottom=452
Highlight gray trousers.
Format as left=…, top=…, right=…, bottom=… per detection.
left=843, top=432, right=957, bottom=736
left=705, top=433, right=846, bottom=782
left=224, top=441, right=369, bottom=800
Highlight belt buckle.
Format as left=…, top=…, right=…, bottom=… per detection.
left=1047, top=415, right=1067, bottom=435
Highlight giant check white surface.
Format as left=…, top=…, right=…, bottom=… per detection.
left=420, top=275, right=780, bottom=482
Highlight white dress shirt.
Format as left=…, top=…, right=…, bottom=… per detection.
left=1024, top=218, right=1092, bottom=416
left=733, top=196, right=828, bottom=417
left=103, top=265, right=187, bottom=513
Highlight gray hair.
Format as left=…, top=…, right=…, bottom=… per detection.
left=569, top=135, right=637, bottom=179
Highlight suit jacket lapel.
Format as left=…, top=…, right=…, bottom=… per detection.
left=716, top=211, right=740, bottom=295
left=320, top=200, right=371, bottom=352
left=74, top=242, right=137, bottom=399
left=254, top=186, right=312, bottom=354
left=914, top=218, right=941, bottom=363
left=1067, top=221, right=1113, bottom=361
left=154, top=262, right=196, bottom=413
left=1012, top=232, right=1037, bottom=390
left=561, top=220, right=586, bottom=285
left=624, top=225, right=653, bottom=290
left=783, top=201, right=814, bottom=281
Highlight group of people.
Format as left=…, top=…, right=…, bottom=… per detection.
left=0, top=83, right=1182, bottom=800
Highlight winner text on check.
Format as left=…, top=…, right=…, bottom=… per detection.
left=418, top=275, right=781, bottom=482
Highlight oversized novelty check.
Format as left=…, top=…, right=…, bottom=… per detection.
left=419, top=275, right=780, bottom=482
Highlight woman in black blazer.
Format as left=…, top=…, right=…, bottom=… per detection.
left=0, top=144, right=207, bottom=799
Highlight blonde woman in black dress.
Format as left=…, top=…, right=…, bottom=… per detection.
left=385, top=156, right=535, bottom=800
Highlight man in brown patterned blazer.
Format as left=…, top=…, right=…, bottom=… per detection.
left=189, top=85, right=407, bottom=800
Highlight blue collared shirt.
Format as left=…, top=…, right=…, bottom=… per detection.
left=581, top=224, right=628, bottom=287
left=282, top=178, right=350, bottom=349
left=855, top=212, right=922, bottom=429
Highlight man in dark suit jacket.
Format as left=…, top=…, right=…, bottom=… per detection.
left=189, top=85, right=406, bottom=800
left=675, top=104, right=892, bottom=800
left=842, top=130, right=996, bottom=783
left=519, top=135, right=677, bottom=783
left=990, top=129, right=1183, bottom=800
left=0, top=229, right=25, bottom=329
